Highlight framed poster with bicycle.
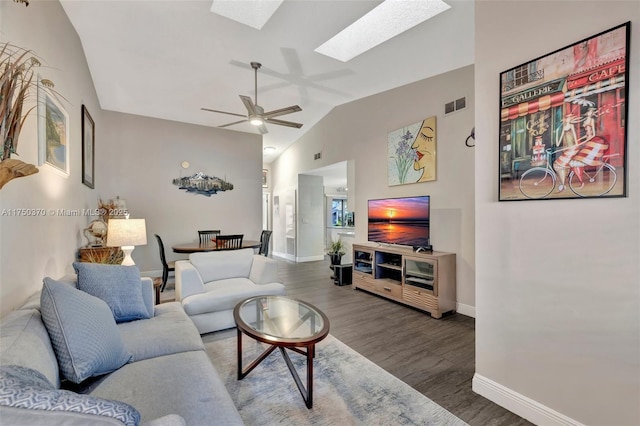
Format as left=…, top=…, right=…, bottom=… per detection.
left=498, top=22, right=630, bottom=201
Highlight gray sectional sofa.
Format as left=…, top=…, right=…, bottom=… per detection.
left=0, top=273, right=243, bottom=425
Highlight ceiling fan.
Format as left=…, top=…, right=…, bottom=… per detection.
left=201, top=62, right=303, bottom=135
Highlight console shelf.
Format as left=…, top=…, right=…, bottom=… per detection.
left=352, top=243, right=456, bottom=319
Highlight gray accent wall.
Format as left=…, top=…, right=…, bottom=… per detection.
left=474, top=2, right=639, bottom=425
left=99, top=111, right=263, bottom=271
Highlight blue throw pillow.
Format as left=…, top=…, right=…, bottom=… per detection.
left=73, top=262, right=151, bottom=323
left=40, top=278, right=133, bottom=383
left=0, top=365, right=140, bottom=426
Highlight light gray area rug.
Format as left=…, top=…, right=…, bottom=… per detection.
left=204, top=334, right=468, bottom=426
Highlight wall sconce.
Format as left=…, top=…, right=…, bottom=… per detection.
left=465, top=127, right=475, bottom=147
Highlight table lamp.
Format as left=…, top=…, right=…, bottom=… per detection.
left=106, top=218, right=147, bottom=266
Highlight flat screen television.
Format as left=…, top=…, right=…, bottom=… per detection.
left=368, top=195, right=430, bottom=247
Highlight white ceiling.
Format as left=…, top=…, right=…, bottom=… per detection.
left=60, top=0, right=474, bottom=163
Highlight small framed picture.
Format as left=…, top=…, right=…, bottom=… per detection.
left=38, top=77, right=69, bottom=175
left=81, top=105, right=95, bottom=188
left=262, top=169, right=268, bottom=188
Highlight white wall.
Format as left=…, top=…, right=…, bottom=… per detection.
left=272, top=188, right=296, bottom=260
left=272, top=65, right=476, bottom=313
left=0, top=1, right=104, bottom=316
left=297, top=174, right=324, bottom=262
left=474, top=2, right=639, bottom=425
left=99, top=111, right=263, bottom=273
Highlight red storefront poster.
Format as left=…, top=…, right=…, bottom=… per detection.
left=499, top=22, right=630, bottom=201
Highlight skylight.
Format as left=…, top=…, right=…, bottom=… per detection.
left=210, top=0, right=284, bottom=30
left=315, top=0, right=451, bottom=62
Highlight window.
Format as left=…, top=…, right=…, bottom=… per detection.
left=331, top=199, right=348, bottom=227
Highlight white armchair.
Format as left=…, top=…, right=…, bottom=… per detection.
left=175, top=248, right=285, bottom=334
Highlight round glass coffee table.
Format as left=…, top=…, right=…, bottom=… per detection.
left=233, top=295, right=330, bottom=409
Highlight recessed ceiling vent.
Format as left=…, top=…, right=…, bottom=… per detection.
left=445, top=97, right=466, bottom=115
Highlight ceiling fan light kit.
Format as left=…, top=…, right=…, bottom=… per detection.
left=201, top=61, right=302, bottom=135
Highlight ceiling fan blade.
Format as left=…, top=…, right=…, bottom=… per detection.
left=239, top=95, right=257, bottom=116
left=265, top=117, right=303, bottom=129
left=201, top=107, right=247, bottom=118
left=218, top=119, right=248, bottom=128
left=262, top=105, right=302, bottom=119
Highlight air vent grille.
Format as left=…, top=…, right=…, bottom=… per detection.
left=445, top=97, right=466, bottom=115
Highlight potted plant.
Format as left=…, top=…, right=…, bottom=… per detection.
left=327, top=238, right=346, bottom=267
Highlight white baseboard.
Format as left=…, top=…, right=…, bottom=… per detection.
left=456, top=302, right=475, bottom=318
left=140, top=269, right=161, bottom=278
left=296, top=255, right=325, bottom=262
left=472, top=374, right=585, bottom=426
left=272, top=251, right=296, bottom=262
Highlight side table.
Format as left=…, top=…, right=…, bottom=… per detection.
left=152, top=277, right=162, bottom=305
left=333, top=264, right=352, bottom=286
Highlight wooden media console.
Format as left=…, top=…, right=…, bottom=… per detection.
left=352, top=243, right=456, bottom=319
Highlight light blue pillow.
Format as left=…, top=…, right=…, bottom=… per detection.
left=40, top=278, right=133, bottom=383
left=73, top=262, right=151, bottom=323
left=0, top=365, right=140, bottom=426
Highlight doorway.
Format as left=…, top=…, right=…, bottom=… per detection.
left=298, top=161, right=354, bottom=263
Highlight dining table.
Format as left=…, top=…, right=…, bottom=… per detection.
left=172, top=240, right=261, bottom=253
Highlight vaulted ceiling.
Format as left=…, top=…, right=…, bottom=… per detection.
left=60, top=0, right=474, bottom=163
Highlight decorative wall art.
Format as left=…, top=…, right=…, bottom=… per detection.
left=172, top=172, right=234, bottom=197
left=388, top=116, right=437, bottom=186
left=262, top=169, right=268, bottom=188
left=38, top=77, right=69, bottom=175
left=81, top=105, right=95, bottom=188
left=499, top=22, right=630, bottom=201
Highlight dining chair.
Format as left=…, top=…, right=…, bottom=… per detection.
left=198, top=230, right=221, bottom=244
left=154, top=234, right=175, bottom=292
left=215, top=234, right=244, bottom=250
left=258, top=230, right=272, bottom=257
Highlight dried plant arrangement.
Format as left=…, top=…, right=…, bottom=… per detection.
left=0, top=42, right=58, bottom=188
left=83, top=248, right=124, bottom=265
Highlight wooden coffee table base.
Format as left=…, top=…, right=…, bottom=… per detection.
left=236, top=328, right=316, bottom=409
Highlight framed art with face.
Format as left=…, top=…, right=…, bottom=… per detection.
left=388, top=116, right=437, bottom=186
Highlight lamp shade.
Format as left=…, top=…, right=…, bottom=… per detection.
left=106, top=219, right=147, bottom=247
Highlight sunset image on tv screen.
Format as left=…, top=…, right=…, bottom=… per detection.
left=368, top=196, right=430, bottom=246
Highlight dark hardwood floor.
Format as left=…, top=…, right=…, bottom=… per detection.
left=276, top=258, right=531, bottom=426
left=164, top=257, right=532, bottom=426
